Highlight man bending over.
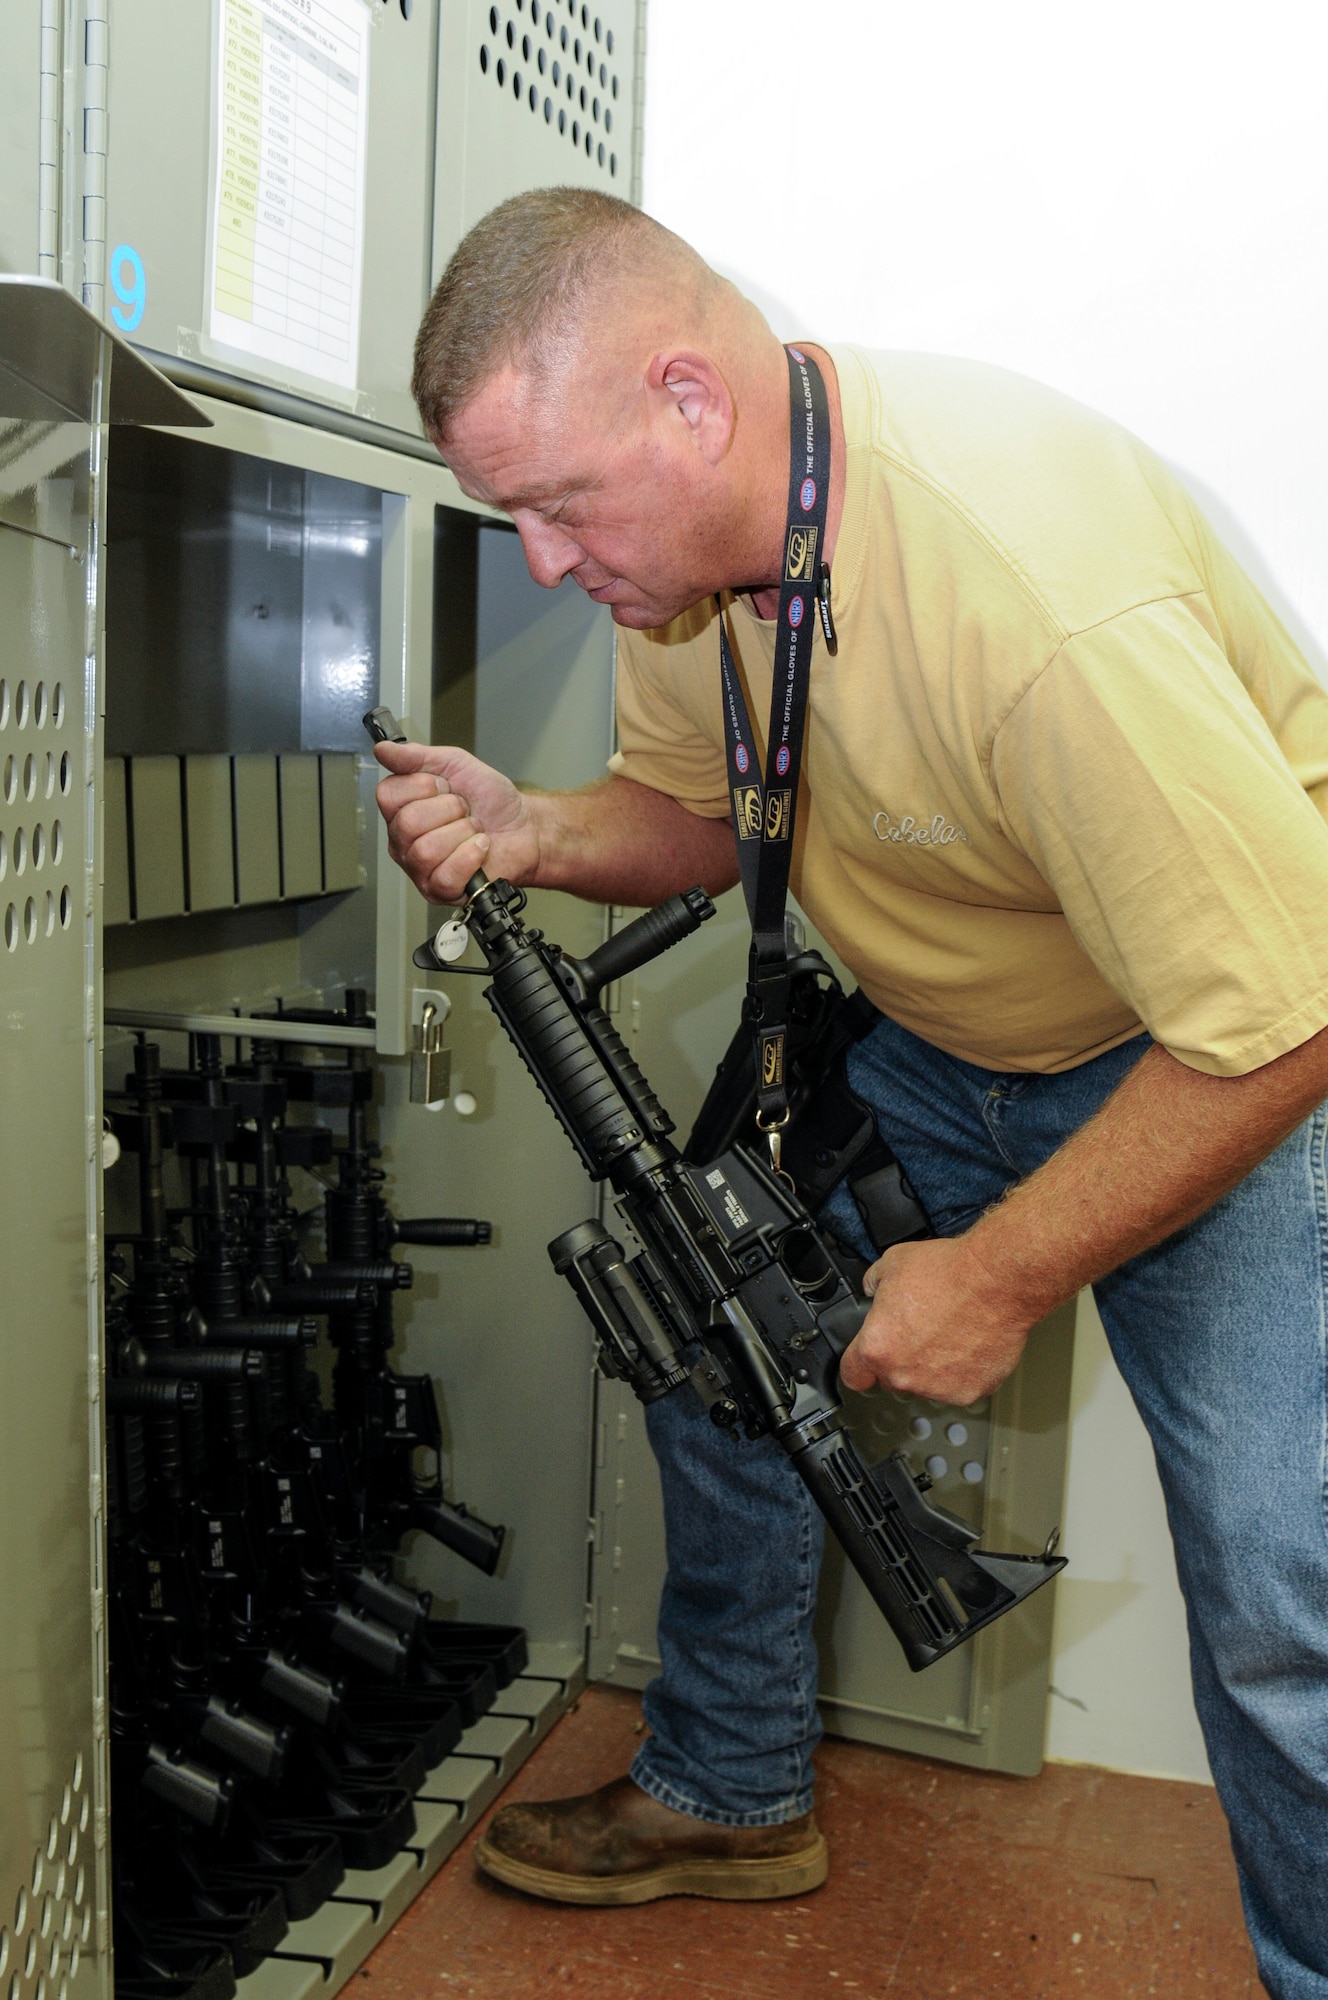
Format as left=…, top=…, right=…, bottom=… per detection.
left=377, top=188, right=1328, bottom=2000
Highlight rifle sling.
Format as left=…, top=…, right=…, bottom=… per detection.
left=719, top=345, right=832, bottom=1129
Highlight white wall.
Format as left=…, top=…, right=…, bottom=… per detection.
left=643, top=0, right=1328, bottom=1783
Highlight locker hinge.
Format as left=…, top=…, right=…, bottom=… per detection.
left=80, top=2, right=109, bottom=312
left=38, top=0, right=62, bottom=274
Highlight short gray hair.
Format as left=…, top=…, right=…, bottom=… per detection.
left=412, top=188, right=707, bottom=440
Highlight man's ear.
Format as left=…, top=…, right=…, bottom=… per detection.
left=648, top=350, right=735, bottom=465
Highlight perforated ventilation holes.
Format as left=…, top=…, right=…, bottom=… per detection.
left=0, top=678, right=74, bottom=956
left=0, top=1753, right=94, bottom=2000
left=478, top=0, right=621, bottom=178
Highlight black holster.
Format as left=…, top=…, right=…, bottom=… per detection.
left=683, top=951, right=931, bottom=1256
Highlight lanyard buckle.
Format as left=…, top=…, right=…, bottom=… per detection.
left=756, top=1104, right=793, bottom=1185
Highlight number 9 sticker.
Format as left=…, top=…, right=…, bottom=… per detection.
left=109, top=244, right=146, bottom=332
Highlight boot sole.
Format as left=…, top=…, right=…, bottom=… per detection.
left=473, top=1831, right=829, bottom=1906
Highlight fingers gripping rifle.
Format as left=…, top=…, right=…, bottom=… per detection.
left=420, top=872, right=1066, bottom=1673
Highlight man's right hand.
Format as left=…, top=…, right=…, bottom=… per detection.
left=373, top=741, right=541, bottom=905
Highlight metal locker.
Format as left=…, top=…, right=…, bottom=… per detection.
left=0, top=3, right=652, bottom=1994
left=431, top=0, right=647, bottom=280
left=103, top=0, right=443, bottom=435
left=92, top=403, right=614, bottom=1993
left=0, top=275, right=208, bottom=2000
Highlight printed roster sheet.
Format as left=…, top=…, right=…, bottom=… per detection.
left=210, top=0, right=369, bottom=391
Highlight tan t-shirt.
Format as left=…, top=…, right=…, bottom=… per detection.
left=609, top=347, right=1328, bottom=1076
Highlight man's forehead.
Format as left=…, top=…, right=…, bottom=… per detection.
left=442, top=366, right=598, bottom=508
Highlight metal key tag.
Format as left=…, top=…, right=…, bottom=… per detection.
left=431, top=919, right=471, bottom=962
left=411, top=1000, right=452, bottom=1108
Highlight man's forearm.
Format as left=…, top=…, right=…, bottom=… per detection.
left=965, top=1025, right=1328, bottom=1320
left=842, top=1019, right=1328, bottom=1405
left=526, top=775, right=739, bottom=906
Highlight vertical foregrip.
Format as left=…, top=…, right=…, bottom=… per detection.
left=577, top=889, right=715, bottom=994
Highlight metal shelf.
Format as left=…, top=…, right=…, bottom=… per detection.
left=234, top=1647, right=583, bottom=2000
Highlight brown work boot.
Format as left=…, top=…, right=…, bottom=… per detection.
left=474, top=1774, right=829, bottom=1905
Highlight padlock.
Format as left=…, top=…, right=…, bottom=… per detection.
left=410, top=1001, right=452, bottom=1108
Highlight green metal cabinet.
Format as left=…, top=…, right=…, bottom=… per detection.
left=0, top=275, right=207, bottom=2000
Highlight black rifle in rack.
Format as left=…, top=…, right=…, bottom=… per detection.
left=257, top=990, right=505, bottom=1576
left=411, top=872, right=1066, bottom=1672
left=114, top=1037, right=409, bottom=1694
left=104, top=1022, right=530, bottom=2000
left=107, top=1038, right=277, bottom=1836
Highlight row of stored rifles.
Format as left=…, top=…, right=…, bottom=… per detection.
left=105, top=991, right=516, bottom=2000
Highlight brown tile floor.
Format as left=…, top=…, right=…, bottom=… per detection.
left=358, top=1686, right=1261, bottom=2000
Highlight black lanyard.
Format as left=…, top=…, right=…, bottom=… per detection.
left=719, top=345, right=835, bottom=1165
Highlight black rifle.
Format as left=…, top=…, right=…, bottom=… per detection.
left=104, top=1027, right=529, bottom=1994
left=259, top=992, right=505, bottom=1577
left=422, top=873, right=1065, bottom=1672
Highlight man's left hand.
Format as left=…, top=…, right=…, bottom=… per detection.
left=836, top=1236, right=1033, bottom=1405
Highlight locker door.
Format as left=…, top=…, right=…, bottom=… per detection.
left=0, top=280, right=205, bottom=2000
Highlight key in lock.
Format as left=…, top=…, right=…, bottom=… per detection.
left=411, top=1000, right=452, bottom=1108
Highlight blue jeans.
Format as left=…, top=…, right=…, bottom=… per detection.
left=630, top=1012, right=1328, bottom=2000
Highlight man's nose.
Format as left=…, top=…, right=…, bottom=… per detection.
left=513, top=513, right=583, bottom=590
